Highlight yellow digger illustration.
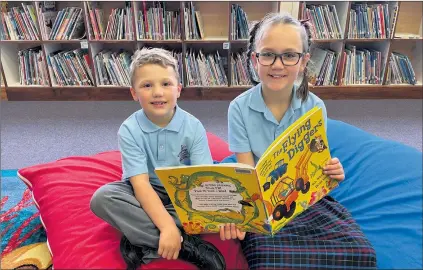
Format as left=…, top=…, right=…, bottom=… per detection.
left=264, top=136, right=327, bottom=221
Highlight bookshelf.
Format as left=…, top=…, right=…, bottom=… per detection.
left=0, top=1, right=421, bottom=101
left=1, top=60, right=7, bottom=100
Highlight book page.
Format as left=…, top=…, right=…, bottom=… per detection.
left=259, top=107, right=319, bottom=163
left=157, top=162, right=254, bottom=171
left=255, top=107, right=335, bottom=234
left=155, top=164, right=271, bottom=235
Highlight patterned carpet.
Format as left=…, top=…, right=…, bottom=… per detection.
left=1, top=170, right=52, bottom=269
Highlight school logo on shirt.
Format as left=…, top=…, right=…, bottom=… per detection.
left=178, top=145, right=191, bottom=165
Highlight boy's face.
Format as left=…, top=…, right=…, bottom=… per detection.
left=252, top=24, right=310, bottom=94
left=130, top=64, right=182, bottom=127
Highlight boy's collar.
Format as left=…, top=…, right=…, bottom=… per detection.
left=138, top=105, right=184, bottom=133
left=248, top=83, right=302, bottom=113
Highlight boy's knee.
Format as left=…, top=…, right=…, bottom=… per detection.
left=90, top=184, right=114, bottom=215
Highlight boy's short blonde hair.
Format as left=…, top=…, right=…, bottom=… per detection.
left=129, top=47, right=180, bottom=87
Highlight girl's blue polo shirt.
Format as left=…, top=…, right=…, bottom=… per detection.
left=228, top=83, right=327, bottom=165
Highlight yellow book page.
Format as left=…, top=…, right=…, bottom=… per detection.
left=255, top=107, right=336, bottom=235
left=260, top=107, right=320, bottom=160
left=155, top=164, right=272, bottom=235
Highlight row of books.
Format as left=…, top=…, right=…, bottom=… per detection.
left=183, top=2, right=204, bottom=40
left=6, top=46, right=418, bottom=87
left=86, top=2, right=134, bottom=40
left=47, top=48, right=94, bottom=86
left=137, top=2, right=181, bottom=40
left=94, top=50, right=132, bottom=86
left=231, top=4, right=249, bottom=40
left=341, top=45, right=384, bottom=85
left=94, top=49, right=184, bottom=86
left=173, top=51, right=184, bottom=85
left=18, top=47, right=49, bottom=86
left=1, top=3, right=39, bottom=40
left=95, top=49, right=183, bottom=86
left=90, top=49, right=225, bottom=87
left=38, top=3, right=86, bottom=40
left=387, top=52, right=417, bottom=85
left=231, top=51, right=255, bottom=86
left=348, top=3, right=391, bottom=39
left=1, top=2, right=410, bottom=42
left=185, top=50, right=227, bottom=86
left=302, top=4, right=343, bottom=40
left=308, top=47, right=340, bottom=86
left=309, top=46, right=386, bottom=86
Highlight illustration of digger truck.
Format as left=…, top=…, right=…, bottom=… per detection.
left=262, top=159, right=288, bottom=192
left=263, top=137, right=327, bottom=221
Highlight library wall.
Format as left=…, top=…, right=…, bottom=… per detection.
left=0, top=1, right=421, bottom=101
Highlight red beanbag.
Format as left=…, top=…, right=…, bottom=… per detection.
left=18, top=133, right=247, bottom=269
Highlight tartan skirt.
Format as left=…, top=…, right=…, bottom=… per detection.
left=241, top=196, right=377, bottom=269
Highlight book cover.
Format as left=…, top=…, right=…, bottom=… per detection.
left=155, top=106, right=338, bottom=236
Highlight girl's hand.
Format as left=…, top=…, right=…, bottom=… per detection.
left=219, top=223, right=246, bottom=241
left=323, top=157, right=345, bottom=181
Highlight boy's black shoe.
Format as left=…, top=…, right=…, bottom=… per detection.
left=120, top=235, right=144, bottom=270
left=179, top=233, right=226, bottom=270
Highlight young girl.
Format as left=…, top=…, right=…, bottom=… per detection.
left=221, top=12, right=377, bottom=269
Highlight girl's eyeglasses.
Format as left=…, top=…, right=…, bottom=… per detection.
left=255, top=52, right=304, bottom=66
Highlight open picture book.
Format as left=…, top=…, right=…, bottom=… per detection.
left=155, top=106, right=340, bottom=236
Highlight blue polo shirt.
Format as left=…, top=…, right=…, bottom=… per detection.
left=228, top=83, right=327, bottom=165
left=118, top=105, right=213, bottom=187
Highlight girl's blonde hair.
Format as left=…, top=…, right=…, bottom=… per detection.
left=129, top=47, right=180, bottom=87
left=247, top=12, right=313, bottom=101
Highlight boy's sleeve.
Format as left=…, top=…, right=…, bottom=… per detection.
left=228, top=101, right=251, bottom=153
left=190, top=122, right=213, bottom=165
left=118, top=126, right=148, bottom=180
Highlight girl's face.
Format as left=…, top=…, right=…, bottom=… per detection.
left=252, top=24, right=310, bottom=94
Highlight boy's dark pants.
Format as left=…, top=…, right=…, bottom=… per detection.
left=90, top=181, right=181, bottom=264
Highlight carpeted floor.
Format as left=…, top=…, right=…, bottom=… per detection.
left=1, top=100, right=422, bottom=170
left=0, top=169, right=52, bottom=269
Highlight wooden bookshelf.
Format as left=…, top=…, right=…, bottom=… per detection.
left=0, top=88, right=7, bottom=100
left=300, top=1, right=422, bottom=94
left=0, top=1, right=422, bottom=101
left=1, top=61, right=7, bottom=100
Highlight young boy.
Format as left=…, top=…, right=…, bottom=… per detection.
left=90, top=48, right=225, bottom=270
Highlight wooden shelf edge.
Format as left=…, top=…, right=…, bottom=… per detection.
left=184, top=39, right=229, bottom=44
left=4, top=86, right=131, bottom=101
left=3, top=85, right=421, bottom=101
left=138, top=39, right=182, bottom=43
left=0, top=40, right=42, bottom=44
left=1, top=86, right=7, bottom=101
left=312, top=39, right=344, bottom=43
left=345, top=38, right=390, bottom=42
left=310, top=85, right=423, bottom=99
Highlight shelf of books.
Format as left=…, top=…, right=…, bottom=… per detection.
left=0, top=1, right=421, bottom=101
left=302, top=1, right=422, bottom=99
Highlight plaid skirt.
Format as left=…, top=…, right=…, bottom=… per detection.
left=241, top=196, right=377, bottom=269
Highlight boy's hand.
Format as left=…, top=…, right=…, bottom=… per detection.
left=323, top=157, right=345, bottom=181
left=219, top=223, right=246, bottom=241
left=158, top=224, right=181, bottom=260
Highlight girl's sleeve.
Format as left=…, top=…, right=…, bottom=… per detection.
left=317, top=100, right=328, bottom=132
left=228, top=101, right=251, bottom=153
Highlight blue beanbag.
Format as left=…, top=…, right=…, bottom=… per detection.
left=221, top=118, right=422, bottom=269
left=327, top=118, right=422, bottom=269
